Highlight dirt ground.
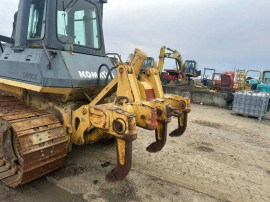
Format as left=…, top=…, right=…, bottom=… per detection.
left=0, top=104, right=269, bottom=202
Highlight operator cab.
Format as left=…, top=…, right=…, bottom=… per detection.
left=57, top=0, right=101, bottom=50
left=262, top=71, right=270, bottom=85
left=183, top=60, right=201, bottom=77
left=0, top=0, right=114, bottom=96
left=12, top=0, right=106, bottom=56
left=142, top=57, right=155, bottom=73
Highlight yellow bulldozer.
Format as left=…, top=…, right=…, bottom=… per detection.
left=0, top=0, right=190, bottom=187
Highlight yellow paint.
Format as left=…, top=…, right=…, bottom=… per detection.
left=129, top=49, right=147, bottom=76
left=0, top=83, right=23, bottom=97
left=234, top=69, right=246, bottom=90
left=156, top=122, right=163, bottom=140
left=117, top=139, right=126, bottom=165
left=179, top=113, right=185, bottom=127
left=72, top=105, right=91, bottom=145
left=86, top=128, right=105, bottom=143
left=89, top=107, right=110, bottom=130
left=0, top=77, right=75, bottom=95
left=137, top=81, right=153, bottom=101
left=164, top=94, right=191, bottom=113
left=140, top=68, right=164, bottom=98
left=241, top=70, right=262, bottom=90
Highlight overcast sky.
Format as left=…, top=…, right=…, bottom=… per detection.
left=1, top=0, right=269, bottom=73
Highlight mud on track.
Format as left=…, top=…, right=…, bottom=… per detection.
left=0, top=104, right=269, bottom=202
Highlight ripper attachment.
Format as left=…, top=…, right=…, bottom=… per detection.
left=71, top=48, right=191, bottom=182
left=169, top=112, right=188, bottom=137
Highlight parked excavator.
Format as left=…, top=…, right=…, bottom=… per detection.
left=0, top=0, right=191, bottom=188
left=155, top=46, right=201, bottom=85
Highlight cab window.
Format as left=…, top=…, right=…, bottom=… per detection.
left=57, top=0, right=100, bottom=49
left=27, top=0, right=47, bottom=39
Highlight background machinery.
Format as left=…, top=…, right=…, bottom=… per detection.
left=142, top=57, right=155, bottom=72
left=202, top=68, right=216, bottom=88
left=182, top=60, right=200, bottom=77
left=242, top=70, right=270, bottom=92
left=212, top=73, right=221, bottom=89
left=233, top=69, right=270, bottom=92
left=257, top=70, right=270, bottom=92
left=232, top=69, right=270, bottom=118
left=243, top=70, right=262, bottom=90
left=202, top=69, right=235, bottom=91
left=234, top=69, right=245, bottom=90
left=0, top=0, right=191, bottom=188
left=217, top=71, right=235, bottom=92
left=234, top=69, right=263, bottom=91
left=232, top=70, right=270, bottom=120
left=157, top=46, right=201, bottom=85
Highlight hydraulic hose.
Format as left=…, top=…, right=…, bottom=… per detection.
left=97, top=64, right=114, bottom=92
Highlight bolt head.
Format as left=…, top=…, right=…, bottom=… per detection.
left=119, top=68, right=124, bottom=73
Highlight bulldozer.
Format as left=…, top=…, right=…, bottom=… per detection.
left=0, top=0, right=190, bottom=188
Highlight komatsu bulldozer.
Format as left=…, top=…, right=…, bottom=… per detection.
left=0, top=0, right=191, bottom=188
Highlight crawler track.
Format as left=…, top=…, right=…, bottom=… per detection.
left=0, top=94, right=68, bottom=188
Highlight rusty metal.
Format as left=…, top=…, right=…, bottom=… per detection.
left=146, top=123, right=167, bottom=153
left=2, top=129, right=17, bottom=165
left=144, top=89, right=155, bottom=101
left=115, top=96, right=129, bottom=106
left=112, top=119, right=126, bottom=134
left=169, top=112, right=188, bottom=137
left=106, top=135, right=133, bottom=182
left=0, top=94, right=68, bottom=188
left=84, top=92, right=92, bottom=102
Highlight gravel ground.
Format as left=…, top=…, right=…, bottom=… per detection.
left=0, top=104, right=269, bottom=202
